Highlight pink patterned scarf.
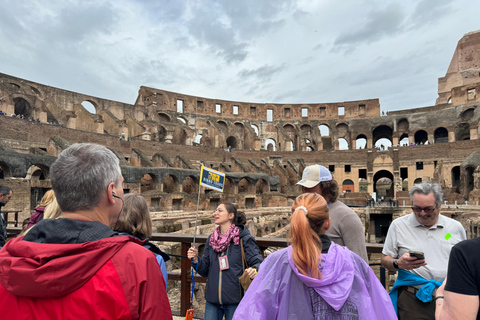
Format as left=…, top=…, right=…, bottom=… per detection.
left=210, top=224, right=240, bottom=253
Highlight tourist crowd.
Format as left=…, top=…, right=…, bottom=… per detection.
left=0, top=152, right=478, bottom=319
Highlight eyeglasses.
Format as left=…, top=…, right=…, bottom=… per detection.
left=411, top=206, right=437, bottom=214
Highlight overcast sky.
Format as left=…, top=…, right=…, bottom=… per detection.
left=1, top=0, right=479, bottom=112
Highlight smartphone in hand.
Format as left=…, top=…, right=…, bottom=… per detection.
left=409, top=251, right=425, bottom=260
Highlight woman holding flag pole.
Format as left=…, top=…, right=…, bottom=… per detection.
left=187, top=202, right=263, bottom=320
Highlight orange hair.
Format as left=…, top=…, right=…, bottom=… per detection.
left=290, top=193, right=329, bottom=279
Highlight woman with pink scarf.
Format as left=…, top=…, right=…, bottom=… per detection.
left=188, top=203, right=263, bottom=320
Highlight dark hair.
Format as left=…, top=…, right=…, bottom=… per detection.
left=236, top=211, right=247, bottom=225
left=319, top=180, right=338, bottom=202
left=0, top=185, right=12, bottom=196
left=222, top=202, right=237, bottom=223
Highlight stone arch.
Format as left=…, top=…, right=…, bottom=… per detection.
left=172, top=127, right=187, bottom=144
left=338, top=138, right=349, bottom=150
left=342, top=179, right=354, bottom=193
left=153, top=125, right=167, bottom=142
left=461, top=108, right=475, bottom=121
left=414, top=130, right=428, bottom=144
left=27, top=164, right=49, bottom=180
left=224, top=177, right=233, bottom=194
left=336, top=123, right=349, bottom=138
left=373, top=170, right=394, bottom=199
left=456, top=123, right=470, bottom=141
left=81, top=100, right=97, bottom=114
left=397, top=118, right=409, bottom=133
left=283, top=124, right=297, bottom=151
left=238, top=178, right=251, bottom=193
left=140, top=173, right=158, bottom=192
left=217, top=120, right=228, bottom=133
left=399, top=133, right=409, bottom=146
left=162, top=175, right=178, bottom=193
left=226, top=136, right=237, bottom=149
left=414, top=178, right=422, bottom=184
left=306, top=146, right=314, bottom=151
left=177, top=117, right=187, bottom=124
left=13, top=97, right=34, bottom=118
left=0, top=161, right=12, bottom=179
left=251, top=124, right=259, bottom=136
left=255, top=179, right=268, bottom=194
left=265, top=138, right=276, bottom=151
left=434, top=127, right=448, bottom=144
left=451, top=166, right=461, bottom=192
left=373, top=125, right=393, bottom=146
left=29, top=85, right=43, bottom=98
left=318, top=124, right=330, bottom=136
left=300, top=124, right=312, bottom=134
left=355, top=134, right=367, bottom=149
left=157, top=113, right=171, bottom=122
left=234, top=122, right=245, bottom=134
left=182, top=176, right=197, bottom=194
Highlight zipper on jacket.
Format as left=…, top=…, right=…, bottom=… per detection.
left=218, top=251, right=224, bottom=305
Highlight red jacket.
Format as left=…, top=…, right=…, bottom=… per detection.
left=0, top=222, right=172, bottom=320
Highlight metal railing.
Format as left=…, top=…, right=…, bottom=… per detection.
left=6, top=228, right=385, bottom=316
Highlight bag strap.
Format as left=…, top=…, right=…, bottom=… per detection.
left=240, top=238, right=248, bottom=272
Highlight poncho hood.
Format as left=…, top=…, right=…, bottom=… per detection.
left=287, top=243, right=355, bottom=311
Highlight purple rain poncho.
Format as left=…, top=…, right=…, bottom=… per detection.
left=233, top=243, right=397, bottom=320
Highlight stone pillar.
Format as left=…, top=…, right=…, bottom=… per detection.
left=448, top=131, right=455, bottom=142
left=392, top=136, right=399, bottom=146
left=165, top=129, right=174, bottom=144
left=367, top=138, right=373, bottom=149
left=427, top=133, right=434, bottom=144
left=95, top=119, right=104, bottom=134
left=470, top=127, right=478, bottom=140
left=66, top=112, right=77, bottom=129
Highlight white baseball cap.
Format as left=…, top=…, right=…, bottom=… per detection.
left=296, top=165, right=333, bottom=188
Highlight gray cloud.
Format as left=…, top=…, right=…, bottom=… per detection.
left=408, top=0, right=455, bottom=29
left=333, top=3, right=405, bottom=52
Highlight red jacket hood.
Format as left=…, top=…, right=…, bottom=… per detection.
left=0, top=235, right=143, bottom=298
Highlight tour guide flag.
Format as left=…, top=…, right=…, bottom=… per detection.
left=200, top=166, right=225, bottom=192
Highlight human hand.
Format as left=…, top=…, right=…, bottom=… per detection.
left=398, top=252, right=427, bottom=270
left=245, top=267, right=257, bottom=279
left=436, top=278, right=446, bottom=297
left=187, top=246, right=198, bottom=263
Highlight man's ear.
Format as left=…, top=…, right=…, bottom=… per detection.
left=106, top=182, right=116, bottom=203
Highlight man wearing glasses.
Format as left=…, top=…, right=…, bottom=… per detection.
left=381, top=182, right=466, bottom=320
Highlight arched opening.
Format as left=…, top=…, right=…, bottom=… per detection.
left=177, top=117, right=186, bottom=124
left=162, top=175, right=178, bottom=193
left=306, top=146, right=313, bottom=151
left=456, top=123, right=470, bottom=141
left=251, top=124, right=259, bottom=136
left=182, top=176, right=197, bottom=194
left=462, top=108, right=475, bottom=121
left=172, top=128, right=187, bottom=144
left=451, top=166, right=460, bottom=193
left=466, top=166, right=475, bottom=196
left=375, top=138, right=392, bottom=150
left=434, top=127, right=448, bottom=144
left=194, top=134, right=202, bottom=145
left=373, top=170, right=394, bottom=199
left=226, top=136, right=237, bottom=149
left=81, top=101, right=97, bottom=114
left=338, top=138, right=349, bottom=150
left=399, top=133, right=409, bottom=146
left=140, top=174, right=157, bottom=193
left=14, top=97, right=33, bottom=118
left=356, top=134, right=367, bottom=149
left=154, top=125, right=167, bottom=142
left=342, top=179, right=354, bottom=193
left=265, top=138, right=276, bottom=151
left=0, top=161, right=12, bottom=179
left=318, top=125, right=330, bottom=136
left=255, top=179, right=268, bottom=194
left=414, top=130, right=428, bottom=145
left=234, top=122, right=245, bottom=134
left=27, top=165, right=49, bottom=180
left=157, top=113, right=171, bottom=122
left=238, top=178, right=250, bottom=193
left=217, top=121, right=228, bottom=133
left=414, top=178, right=422, bottom=184
left=373, top=125, right=393, bottom=148
left=397, top=118, right=409, bottom=133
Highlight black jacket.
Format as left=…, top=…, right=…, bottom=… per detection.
left=195, top=225, right=263, bottom=305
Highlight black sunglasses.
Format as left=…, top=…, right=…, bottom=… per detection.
left=411, top=206, right=437, bottom=214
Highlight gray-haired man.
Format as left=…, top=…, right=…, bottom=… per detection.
left=382, top=182, right=466, bottom=320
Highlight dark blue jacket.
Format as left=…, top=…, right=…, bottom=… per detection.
left=195, top=225, right=263, bottom=305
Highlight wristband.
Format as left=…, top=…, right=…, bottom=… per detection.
left=435, top=296, right=444, bottom=301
